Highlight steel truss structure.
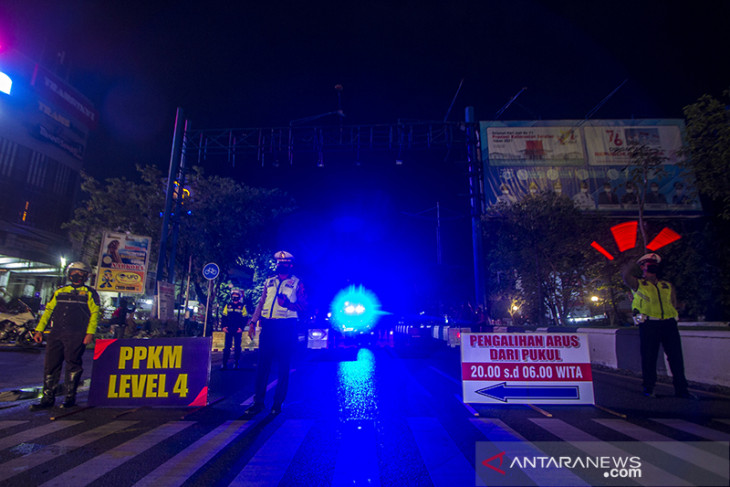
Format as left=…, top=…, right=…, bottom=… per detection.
left=181, top=121, right=470, bottom=168
left=157, top=111, right=486, bottom=308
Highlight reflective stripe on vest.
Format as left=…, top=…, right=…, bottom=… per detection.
left=631, top=279, right=678, bottom=320
left=262, top=276, right=300, bottom=319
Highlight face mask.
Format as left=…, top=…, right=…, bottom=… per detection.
left=70, top=273, right=86, bottom=285
left=652, top=187, right=659, bottom=192
left=581, top=188, right=588, bottom=193
left=276, top=264, right=292, bottom=275
left=502, top=190, right=509, bottom=194
left=604, top=188, right=611, bottom=193
left=626, top=189, right=634, bottom=194
left=646, top=264, right=659, bottom=274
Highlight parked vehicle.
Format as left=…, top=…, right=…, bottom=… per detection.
left=0, top=289, right=38, bottom=347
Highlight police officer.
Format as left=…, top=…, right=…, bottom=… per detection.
left=221, top=290, right=247, bottom=369
left=244, top=251, right=307, bottom=416
left=30, top=262, right=100, bottom=410
left=621, top=253, right=694, bottom=398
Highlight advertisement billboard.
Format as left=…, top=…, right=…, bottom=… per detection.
left=96, top=232, right=152, bottom=294
left=480, top=120, right=701, bottom=216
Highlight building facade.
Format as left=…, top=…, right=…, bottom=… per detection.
left=0, top=47, right=96, bottom=306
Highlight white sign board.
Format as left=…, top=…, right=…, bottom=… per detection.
left=156, top=281, right=175, bottom=322
left=461, top=333, right=595, bottom=405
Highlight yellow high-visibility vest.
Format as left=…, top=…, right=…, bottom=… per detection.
left=631, top=279, right=678, bottom=320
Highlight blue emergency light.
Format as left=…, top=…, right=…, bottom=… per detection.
left=329, top=284, right=384, bottom=335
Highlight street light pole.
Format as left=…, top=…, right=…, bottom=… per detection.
left=466, top=106, right=487, bottom=309
left=156, top=107, right=185, bottom=286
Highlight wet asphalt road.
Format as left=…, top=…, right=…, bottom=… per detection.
left=0, top=336, right=729, bottom=486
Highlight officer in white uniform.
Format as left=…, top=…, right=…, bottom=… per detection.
left=245, top=251, right=307, bottom=415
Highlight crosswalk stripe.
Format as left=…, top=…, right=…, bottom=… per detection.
left=470, top=417, right=527, bottom=441
left=651, top=418, right=730, bottom=441
left=331, top=421, right=380, bottom=487
left=133, top=420, right=252, bottom=487
left=594, top=419, right=728, bottom=478
left=229, top=419, right=313, bottom=487
left=38, top=421, right=195, bottom=487
left=0, top=421, right=137, bottom=482
left=0, top=421, right=27, bottom=433
left=0, top=420, right=82, bottom=451
left=530, top=418, right=692, bottom=487
left=407, top=417, right=474, bottom=487
left=470, top=418, right=589, bottom=486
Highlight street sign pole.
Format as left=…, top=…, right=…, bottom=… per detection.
left=204, top=280, right=212, bottom=337
left=202, top=263, right=220, bottom=338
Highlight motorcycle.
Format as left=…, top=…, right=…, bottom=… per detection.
left=0, top=291, right=38, bottom=347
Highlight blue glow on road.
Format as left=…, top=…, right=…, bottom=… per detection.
left=337, top=348, right=377, bottom=421
left=329, top=285, right=384, bottom=335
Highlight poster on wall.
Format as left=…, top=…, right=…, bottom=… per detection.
left=480, top=119, right=702, bottom=216
left=96, top=232, right=152, bottom=294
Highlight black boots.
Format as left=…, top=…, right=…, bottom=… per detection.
left=60, top=370, right=83, bottom=408
left=30, top=370, right=83, bottom=411
left=29, top=373, right=59, bottom=411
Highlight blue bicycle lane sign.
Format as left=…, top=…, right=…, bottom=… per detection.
left=202, top=262, right=220, bottom=280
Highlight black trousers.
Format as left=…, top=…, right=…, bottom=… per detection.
left=222, top=330, right=242, bottom=364
left=639, top=318, right=689, bottom=394
left=43, top=329, right=86, bottom=381
left=253, top=318, right=297, bottom=407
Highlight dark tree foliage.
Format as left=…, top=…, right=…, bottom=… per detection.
left=63, top=165, right=295, bottom=296
left=682, top=91, right=730, bottom=221
left=483, top=193, right=595, bottom=326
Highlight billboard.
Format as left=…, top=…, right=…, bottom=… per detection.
left=29, top=64, right=96, bottom=160
left=480, top=120, right=701, bottom=216
left=96, top=232, right=152, bottom=294
left=30, top=64, right=98, bottom=130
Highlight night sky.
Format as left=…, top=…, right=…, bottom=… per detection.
left=2, top=1, right=729, bottom=310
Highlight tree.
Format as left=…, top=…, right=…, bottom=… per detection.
left=617, top=144, right=669, bottom=250
left=483, top=193, right=594, bottom=326
left=63, top=165, right=165, bottom=264
left=63, top=165, right=295, bottom=296
left=177, top=167, right=295, bottom=276
left=676, top=91, right=730, bottom=319
left=682, top=90, right=730, bottom=221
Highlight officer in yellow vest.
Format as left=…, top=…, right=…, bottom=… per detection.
left=30, top=262, right=100, bottom=410
left=244, top=251, right=307, bottom=415
left=622, top=253, right=694, bottom=398
left=221, top=290, right=247, bottom=369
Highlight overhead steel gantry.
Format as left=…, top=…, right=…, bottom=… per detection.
left=156, top=108, right=487, bottom=309
left=181, top=120, right=468, bottom=168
